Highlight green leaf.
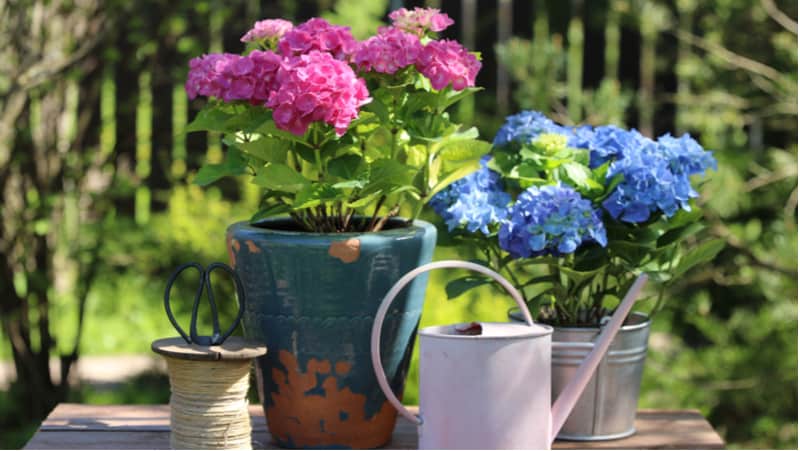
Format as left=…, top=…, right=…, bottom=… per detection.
left=405, top=145, right=428, bottom=168
left=437, top=139, right=491, bottom=162
left=515, top=162, right=544, bottom=181
left=327, top=154, right=365, bottom=180
left=224, top=107, right=273, bottom=133
left=561, top=162, right=592, bottom=189
left=643, top=270, right=673, bottom=283
left=193, top=148, right=248, bottom=186
left=362, top=159, right=418, bottom=194
left=332, top=180, right=365, bottom=189
left=591, top=161, right=610, bottom=180
left=254, top=119, right=307, bottom=143
left=292, top=183, right=345, bottom=209
left=427, top=160, right=480, bottom=198
left=251, top=203, right=292, bottom=222
left=229, top=136, right=288, bottom=164
left=345, top=191, right=382, bottom=209
left=671, top=239, right=726, bottom=278
left=573, top=246, right=610, bottom=272
left=438, top=87, right=482, bottom=111
left=560, top=266, right=606, bottom=285
left=445, top=276, right=492, bottom=299
left=364, top=97, right=390, bottom=122
left=662, top=206, right=703, bottom=230
left=252, top=163, right=309, bottom=193
left=608, top=240, right=654, bottom=265
left=656, top=222, right=706, bottom=248
left=404, top=91, right=438, bottom=115
left=522, top=275, right=558, bottom=287
left=186, top=107, right=236, bottom=133
left=601, top=173, right=625, bottom=200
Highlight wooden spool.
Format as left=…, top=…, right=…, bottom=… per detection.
left=152, top=337, right=267, bottom=450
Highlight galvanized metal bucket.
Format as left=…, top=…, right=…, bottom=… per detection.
left=551, top=312, right=651, bottom=441
left=508, top=310, right=651, bottom=440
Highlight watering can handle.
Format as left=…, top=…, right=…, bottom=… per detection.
left=370, top=260, right=535, bottom=426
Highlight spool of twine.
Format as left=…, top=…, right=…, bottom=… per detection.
left=165, top=356, right=253, bottom=450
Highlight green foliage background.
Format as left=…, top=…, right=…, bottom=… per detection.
left=0, top=0, right=796, bottom=449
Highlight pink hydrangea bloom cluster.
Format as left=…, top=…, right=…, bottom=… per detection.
left=186, top=9, right=483, bottom=137
left=389, top=7, right=454, bottom=36
left=416, top=39, right=481, bottom=91
left=266, top=51, right=370, bottom=136
left=277, top=18, right=358, bottom=61
left=240, top=19, right=293, bottom=43
left=353, top=27, right=422, bottom=74
left=185, top=50, right=282, bottom=103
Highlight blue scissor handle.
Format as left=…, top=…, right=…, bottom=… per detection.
left=163, top=261, right=245, bottom=346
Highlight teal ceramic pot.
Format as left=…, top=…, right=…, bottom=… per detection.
left=227, top=218, right=436, bottom=449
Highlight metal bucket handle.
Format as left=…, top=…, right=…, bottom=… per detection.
left=370, top=260, right=535, bottom=426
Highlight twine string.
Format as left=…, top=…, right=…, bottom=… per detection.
left=165, top=357, right=253, bottom=450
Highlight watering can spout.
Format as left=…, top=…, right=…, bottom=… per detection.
left=549, top=274, right=649, bottom=445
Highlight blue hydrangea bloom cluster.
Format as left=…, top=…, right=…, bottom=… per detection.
left=433, top=110, right=716, bottom=258
left=493, top=111, right=588, bottom=148
left=601, top=132, right=717, bottom=223
left=428, top=158, right=511, bottom=235
left=582, top=125, right=650, bottom=169
left=498, top=184, right=608, bottom=258
left=492, top=110, right=717, bottom=225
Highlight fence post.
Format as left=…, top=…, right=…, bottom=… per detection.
left=458, top=0, right=477, bottom=123
left=675, top=0, right=695, bottom=134
left=531, top=2, right=552, bottom=113
left=135, top=71, right=152, bottom=225
left=604, top=0, right=621, bottom=82
left=246, top=0, right=261, bottom=23
left=206, top=6, right=224, bottom=165
left=567, top=0, right=584, bottom=124
left=638, top=0, right=659, bottom=137
left=496, top=0, right=513, bottom=116
left=100, top=65, right=116, bottom=160
left=172, top=84, right=187, bottom=179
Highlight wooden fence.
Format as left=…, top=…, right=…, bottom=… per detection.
left=49, top=0, right=741, bottom=225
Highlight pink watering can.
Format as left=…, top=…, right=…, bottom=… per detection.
left=370, top=260, right=648, bottom=449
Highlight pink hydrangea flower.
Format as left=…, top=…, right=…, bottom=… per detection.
left=185, top=50, right=282, bottom=104
left=277, top=18, right=358, bottom=61
left=240, top=19, right=293, bottom=43
left=416, top=39, right=481, bottom=91
left=389, top=7, right=454, bottom=36
left=353, top=27, right=422, bottom=74
left=267, top=51, right=371, bottom=136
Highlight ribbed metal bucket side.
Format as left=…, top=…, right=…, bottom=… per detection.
left=550, top=312, right=651, bottom=441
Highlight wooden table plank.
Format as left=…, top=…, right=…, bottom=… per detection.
left=24, top=404, right=725, bottom=450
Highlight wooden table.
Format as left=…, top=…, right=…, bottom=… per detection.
left=24, top=404, right=725, bottom=449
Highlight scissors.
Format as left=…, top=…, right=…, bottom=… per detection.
left=163, top=262, right=245, bottom=346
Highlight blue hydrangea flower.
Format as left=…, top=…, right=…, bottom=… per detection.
left=564, top=124, right=595, bottom=149
left=498, top=184, right=607, bottom=258
left=583, top=126, right=650, bottom=169
left=493, top=110, right=584, bottom=148
left=429, top=158, right=511, bottom=235
left=602, top=134, right=716, bottom=223
left=657, top=133, right=718, bottom=175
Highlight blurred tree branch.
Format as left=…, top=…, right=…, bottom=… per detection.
left=761, top=0, right=797, bottom=35
left=671, top=29, right=789, bottom=88
left=0, top=0, right=113, bottom=420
